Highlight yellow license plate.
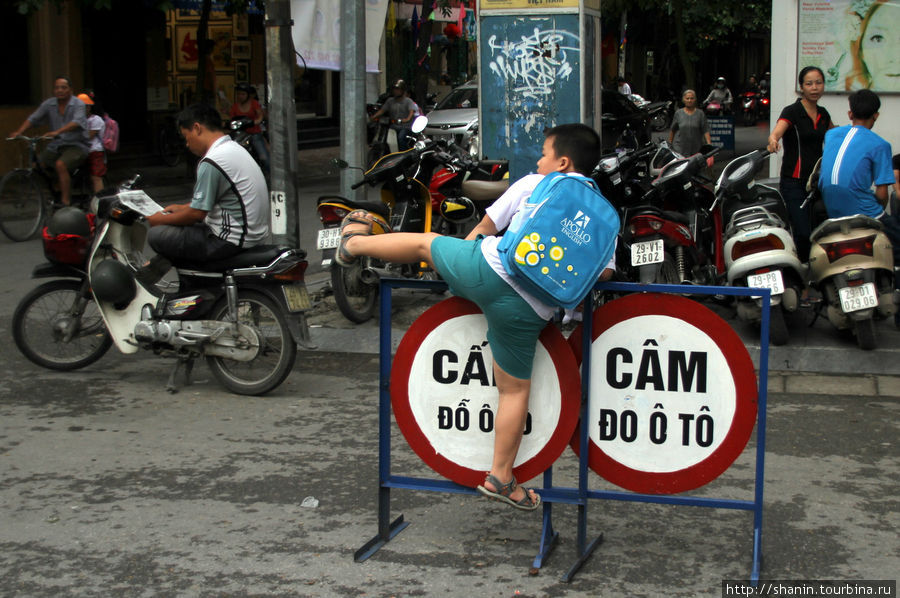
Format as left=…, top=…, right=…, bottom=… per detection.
left=282, top=283, right=311, bottom=311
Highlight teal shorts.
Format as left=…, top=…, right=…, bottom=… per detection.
left=431, top=236, right=549, bottom=379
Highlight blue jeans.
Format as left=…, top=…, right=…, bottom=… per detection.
left=249, top=133, right=270, bottom=175
left=389, top=124, right=413, bottom=151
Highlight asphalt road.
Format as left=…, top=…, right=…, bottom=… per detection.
left=0, top=128, right=897, bottom=596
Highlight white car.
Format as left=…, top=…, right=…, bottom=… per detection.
left=423, top=81, right=479, bottom=156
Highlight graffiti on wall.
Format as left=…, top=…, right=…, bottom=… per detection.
left=487, top=27, right=579, bottom=99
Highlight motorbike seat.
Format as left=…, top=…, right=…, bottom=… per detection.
left=462, top=179, right=509, bottom=202
left=174, top=245, right=305, bottom=273
left=631, top=206, right=690, bottom=225
left=317, top=196, right=391, bottom=220
left=810, top=215, right=883, bottom=242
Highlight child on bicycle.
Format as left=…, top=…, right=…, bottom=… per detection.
left=78, top=93, right=107, bottom=193
left=336, top=123, right=612, bottom=511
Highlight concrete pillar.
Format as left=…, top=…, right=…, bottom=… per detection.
left=265, top=0, right=301, bottom=247
left=340, top=0, right=367, bottom=201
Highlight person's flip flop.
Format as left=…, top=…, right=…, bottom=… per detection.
left=476, top=474, right=541, bottom=511
left=334, top=210, right=375, bottom=267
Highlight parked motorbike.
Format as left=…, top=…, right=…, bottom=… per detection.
left=620, top=145, right=722, bottom=285
left=628, top=94, right=672, bottom=131
left=719, top=149, right=806, bottom=345
left=12, top=179, right=313, bottom=395
left=428, top=140, right=508, bottom=238
left=591, top=142, right=660, bottom=210
left=316, top=116, right=437, bottom=323
left=808, top=215, right=896, bottom=349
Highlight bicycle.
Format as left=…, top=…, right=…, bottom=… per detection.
left=0, top=136, right=95, bottom=242
left=158, top=114, right=183, bottom=168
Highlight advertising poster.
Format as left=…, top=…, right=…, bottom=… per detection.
left=798, top=0, right=900, bottom=92
left=291, top=0, right=389, bottom=72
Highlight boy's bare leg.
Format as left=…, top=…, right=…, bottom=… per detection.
left=482, top=362, right=539, bottom=506
left=343, top=230, right=439, bottom=269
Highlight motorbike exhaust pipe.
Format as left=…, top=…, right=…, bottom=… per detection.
left=360, top=266, right=389, bottom=285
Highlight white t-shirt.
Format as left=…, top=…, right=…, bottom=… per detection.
left=481, top=173, right=617, bottom=320
left=85, top=114, right=105, bottom=153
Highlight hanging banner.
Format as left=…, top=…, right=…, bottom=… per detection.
left=291, top=0, right=389, bottom=72
left=481, top=0, right=579, bottom=10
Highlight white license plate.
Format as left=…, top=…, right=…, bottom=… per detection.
left=631, top=239, right=664, bottom=266
left=747, top=270, right=784, bottom=295
left=282, top=283, right=311, bottom=312
left=838, top=283, right=878, bottom=313
left=316, top=228, right=341, bottom=250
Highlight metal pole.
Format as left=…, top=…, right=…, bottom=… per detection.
left=265, top=0, right=300, bottom=247
left=340, top=0, right=367, bottom=201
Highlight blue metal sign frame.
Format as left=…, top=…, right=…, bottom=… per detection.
left=354, top=279, right=769, bottom=586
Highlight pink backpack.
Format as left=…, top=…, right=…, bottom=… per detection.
left=101, top=115, right=119, bottom=152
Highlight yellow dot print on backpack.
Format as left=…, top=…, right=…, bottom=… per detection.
left=515, top=234, right=541, bottom=268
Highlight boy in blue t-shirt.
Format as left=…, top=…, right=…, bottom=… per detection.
left=337, top=124, right=611, bottom=511
left=820, top=90, right=894, bottom=220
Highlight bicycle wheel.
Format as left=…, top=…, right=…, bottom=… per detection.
left=0, top=169, right=46, bottom=242
left=12, top=279, right=112, bottom=370
left=159, top=125, right=183, bottom=167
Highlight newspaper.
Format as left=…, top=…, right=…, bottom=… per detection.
left=116, top=191, right=165, bottom=217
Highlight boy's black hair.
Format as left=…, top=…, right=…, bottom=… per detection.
left=544, top=123, right=601, bottom=175
left=849, top=89, right=880, bottom=120
left=176, top=103, right=223, bottom=132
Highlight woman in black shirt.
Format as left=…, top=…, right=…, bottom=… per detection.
left=766, top=66, right=833, bottom=260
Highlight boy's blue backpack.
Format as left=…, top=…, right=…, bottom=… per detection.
left=497, top=172, right=619, bottom=309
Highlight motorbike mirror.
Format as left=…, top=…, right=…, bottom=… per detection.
left=411, top=115, right=428, bottom=134
left=331, top=158, right=350, bottom=169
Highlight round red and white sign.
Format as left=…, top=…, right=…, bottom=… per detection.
left=569, top=293, right=757, bottom=494
left=391, top=297, right=581, bottom=488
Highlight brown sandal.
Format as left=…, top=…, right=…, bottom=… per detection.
left=335, top=210, right=375, bottom=267
left=476, top=474, right=541, bottom=511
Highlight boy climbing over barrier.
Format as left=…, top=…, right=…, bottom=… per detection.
left=337, top=123, right=615, bottom=511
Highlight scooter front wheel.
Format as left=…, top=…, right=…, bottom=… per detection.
left=331, top=262, right=378, bottom=323
left=12, top=279, right=112, bottom=370
left=206, top=290, right=297, bottom=396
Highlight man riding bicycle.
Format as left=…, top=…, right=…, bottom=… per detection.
left=8, top=76, right=89, bottom=206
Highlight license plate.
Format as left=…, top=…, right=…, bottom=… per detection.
left=282, top=283, right=311, bottom=312
left=316, top=228, right=341, bottom=250
left=838, top=283, right=878, bottom=313
left=747, top=270, right=784, bottom=295
left=631, top=239, right=664, bottom=266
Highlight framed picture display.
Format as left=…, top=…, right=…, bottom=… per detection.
left=166, top=24, right=173, bottom=73
left=175, top=25, right=200, bottom=71
left=231, top=40, right=251, bottom=62
left=176, top=75, right=197, bottom=108
left=235, top=62, right=249, bottom=84
left=209, top=25, right=234, bottom=70
left=234, top=14, right=249, bottom=37
left=215, top=74, right=236, bottom=112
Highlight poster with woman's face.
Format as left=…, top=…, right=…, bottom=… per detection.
left=798, top=0, right=900, bottom=92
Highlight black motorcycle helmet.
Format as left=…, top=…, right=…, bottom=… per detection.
left=47, top=206, right=91, bottom=237
left=91, top=259, right=136, bottom=307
